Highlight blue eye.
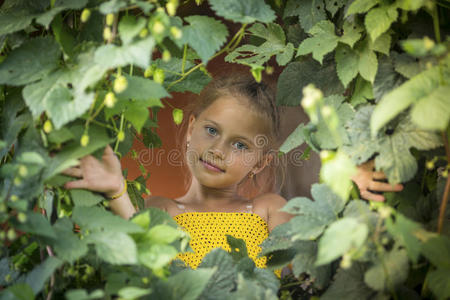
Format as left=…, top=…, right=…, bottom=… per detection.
left=206, top=126, right=217, bottom=136
left=233, top=141, right=248, bottom=150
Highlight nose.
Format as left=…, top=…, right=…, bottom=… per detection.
left=208, top=140, right=226, bottom=160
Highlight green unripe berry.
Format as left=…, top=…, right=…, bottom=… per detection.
left=104, top=92, right=117, bottom=108
left=144, top=66, right=154, bottom=78
left=114, top=75, right=128, bottom=93
left=166, top=2, right=177, bottom=16
left=151, top=20, right=165, bottom=35
left=81, top=134, right=89, bottom=147
left=172, top=108, right=183, bottom=125
left=139, top=28, right=149, bottom=38
left=103, top=27, right=112, bottom=41
left=43, top=120, right=53, bottom=133
left=135, top=182, right=141, bottom=191
left=18, top=165, right=28, bottom=177
left=106, top=13, right=114, bottom=26
left=7, top=229, right=16, bottom=241
left=340, top=253, right=352, bottom=269
left=153, top=69, right=165, bottom=84
left=80, top=8, right=91, bottom=23
left=17, top=212, right=27, bottom=223
left=13, top=177, right=22, bottom=186
left=162, top=50, right=171, bottom=62
left=426, top=160, right=435, bottom=170
left=117, top=131, right=125, bottom=142
left=10, top=195, right=18, bottom=202
left=170, top=26, right=182, bottom=39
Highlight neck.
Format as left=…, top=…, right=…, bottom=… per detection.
left=178, top=177, right=240, bottom=207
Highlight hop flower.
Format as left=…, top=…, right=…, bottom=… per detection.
left=153, top=68, right=165, bottom=84
left=80, top=134, right=89, bottom=147
left=162, top=49, right=171, bottom=62
left=113, top=75, right=128, bottom=93
left=43, top=120, right=53, bottom=133
left=117, top=131, right=125, bottom=142
left=151, top=20, right=165, bottom=34
left=170, top=26, right=182, bottom=39
left=103, top=27, right=112, bottom=41
left=172, top=108, right=183, bottom=125
left=166, top=1, right=177, bottom=16
left=302, top=84, right=323, bottom=109
left=106, top=13, right=114, bottom=26
left=104, top=92, right=117, bottom=108
left=139, top=28, right=148, bottom=38
left=80, top=8, right=91, bottom=23
left=144, top=66, right=154, bottom=78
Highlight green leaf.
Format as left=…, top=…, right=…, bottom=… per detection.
left=22, top=257, right=62, bottom=294
left=284, top=0, right=326, bottom=32
left=0, top=37, right=61, bottom=86
left=117, top=75, right=169, bottom=102
left=65, top=289, right=104, bottom=300
left=320, top=151, right=357, bottom=201
left=209, top=0, right=276, bottom=24
left=181, top=16, right=228, bottom=63
left=386, top=213, right=422, bottom=263
left=23, top=49, right=108, bottom=129
left=393, top=53, right=424, bottom=79
left=155, top=269, right=215, bottom=300
left=321, top=263, right=373, bottom=300
left=88, top=231, right=138, bottom=264
left=316, top=218, right=368, bottom=265
left=421, top=236, right=450, bottom=269
left=371, top=65, right=442, bottom=136
left=72, top=206, right=144, bottom=233
left=94, top=36, right=155, bottom=69
left=226, top=235, right=249, bottom=261
left=138, top=244, right=178, bottom=271
left=0, top=0, right=47, bottom=35
left=35, top=0, right=88, bottom=28
left=365, top=5, right=398, bottom=41
left=118, top=15, right=147, bottom=45
left=280, top=184, right=345, bottom=240
left=279, top=123, right=306, bottom=154
left=364, top=248, right=409, bottom=291
left=3, top=283, right=35, bottom=300
left=14, top=212, right=56, bottom=239
left=346, top=0, right=379, bottom=16
left=410, top=85, right=450, bottom=131
left=48, top=218, right=88, bottom=263
left=324, top=0, right=346, bottom=16
left=226, top=23, right=287, bottom=66
left=276, top=59, right=344, bottom=106
left=118, top=287, right=151, bottom=299
left=375, top=115, right=442, bottom=184
left=350, top=76, right=373, bottom=107
left=297, top=20, right=339, bottom=64
left=428, top=268, right=450, bottom=300
left=70, top=189, right=104, bottom=207
left=232, top=273, right=278, bottom=300
left=370, top=32, right=391, bottom=55
left=356, top=39, right=378, bottom=83
left=146, top=224, right=183, bottom=244
left=99, top=0, right=127, bottom=14
left=340, top=21, right=364, bottom=48
left=335, top=44, right=359, bottom=87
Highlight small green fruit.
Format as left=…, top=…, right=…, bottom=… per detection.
left=106, top=13, right=114, bottom=26
left=172, top=108, right=183, bottom=125
left=43, top=120, right=53, bottom=133
left=81, top=134, right=89, bottom=147
left=139, top=28, right=149, bottom=38
left=103, top=27, right=112, bottom=41
left=114, top=75, right=128, bottom=93
left=80, top=8, right=91, bottom=23
left=153, top=69, right=165, bottom=84
left=117, top=131, right=125, bottom=142
left=104, top=92, right=117, bottom=108
left=170, top=26, right=182, bottom=39
left=166, top=2, right=177, bottom=16
left=151, top=20, right=165, bottom=34
left=162, top=50, right=171, bottom=62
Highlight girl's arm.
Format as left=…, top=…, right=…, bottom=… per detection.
left=63, top=145, right=136, bottom=219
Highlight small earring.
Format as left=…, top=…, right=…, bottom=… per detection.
left=248, top=171, right=254, bottom=179
left=187, top=141, right=190, bottom=148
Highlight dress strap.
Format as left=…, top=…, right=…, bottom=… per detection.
left=246, top=203, right=253, bottom=213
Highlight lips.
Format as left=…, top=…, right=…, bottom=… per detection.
left=200, top=158, right=225, bottom=173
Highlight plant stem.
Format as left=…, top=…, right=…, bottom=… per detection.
left=114, top=113, right=125, bottom=152
left=437, top=130, right=450, bottom=233
left=181, top=44, right=187, bottom=74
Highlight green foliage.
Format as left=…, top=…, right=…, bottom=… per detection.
left=209, top=0, right=276, bottom=24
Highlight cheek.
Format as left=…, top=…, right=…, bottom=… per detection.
left=228, top=151, right=259, bottom=170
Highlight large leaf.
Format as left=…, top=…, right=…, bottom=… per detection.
left=0, top=37, right=61, bottom=86
left=420, top=236, right=450, bottom=269
left=35, top=0, right=88, bottom=28
left=356, top=39, right=378, bottom=83
left=371, top=65, right=442, bottom=136
left=284, top=0, right=326, bottom=32
left=94, top=36, right=155, bottom=69
left=19, top=257, right=62, bottom=295
left=0, top=0, right=47, bottom=35
left=297, top=20, right=339, bottom=64
left=279, top=123, right=306, bottom=154
left=280, top=184, right=345, bottom=240
left=209, top=0, right=276, bottom=24
left=428, top=268, right=450, bottom=300
left=340, top=21, right=363, bottom=48
left=324, top=0, right=346, bottom=16
left=410, top=85, right=450, bottom=131
left=23, top=49, right=108, bottom=129
left=70, top=189, right=104, bottom=207
left=316, top=218, right=368, bottom=265
left=364, top=248, right=409, bottom=291
left=154, top=269, right=215, bottom=300
left=118, top=15, right=147, bottom=45
left=364, top=5, right=398, bottom=42
left=226, top=23, right=293, bottom=66
left=72, top=206, right=143, bottom=233
left=14, top=211, right=56, bottom=239
left=346, top=0, right=378, bottom=15
left=88, top=231, right=138, bottom=265
left=335, top=44, right=359, bottom=87
left=386, top=213, right=422, bottom=263
left=47, top=218, right=88, bottom=263
left=276, top=59, right=344, bottom=106
left=181, top=16, right=228, bottom=63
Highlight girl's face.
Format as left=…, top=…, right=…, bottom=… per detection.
left=186, top=95, right=271, bottom=189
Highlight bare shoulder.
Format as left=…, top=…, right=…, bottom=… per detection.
left=145, top=196, right=179, bottom=216
left=253, top=193, right=291, bottom=232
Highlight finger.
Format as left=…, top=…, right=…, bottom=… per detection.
left=64, top=179, right=88, bottom=190
left=103, top=144, right=114, bottom=156
left=61, top=167, right=83, bottom=178
left=372, top=171, right=386, bottom=180
left=369, top=181, right=403, bottom=192
left=360, top=190, right=385, bottom=202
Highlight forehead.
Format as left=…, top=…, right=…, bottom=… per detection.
left=197, top=96, right=270, bottom=137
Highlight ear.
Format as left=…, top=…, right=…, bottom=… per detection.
left=186, top=114, right=196, bottom=143
left=252, top=152, right=274, bottom=175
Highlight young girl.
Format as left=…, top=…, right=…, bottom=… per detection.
left=63, top=76, right=402, bottom=269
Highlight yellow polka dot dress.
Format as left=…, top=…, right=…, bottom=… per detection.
left=173, top=212, right=269, bottom=269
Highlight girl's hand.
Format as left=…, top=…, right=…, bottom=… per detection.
left=63, top=145, right=124, bottom=197
left=352, top=160, right=403, bottom=202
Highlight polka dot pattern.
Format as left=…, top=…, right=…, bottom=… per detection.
left=173, top=212, right=269, bottom=269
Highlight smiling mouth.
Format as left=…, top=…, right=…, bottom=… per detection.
left=200, top=159, right=225, bottom=173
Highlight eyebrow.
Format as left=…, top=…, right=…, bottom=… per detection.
left=203, top=119, right=254, bottom=145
